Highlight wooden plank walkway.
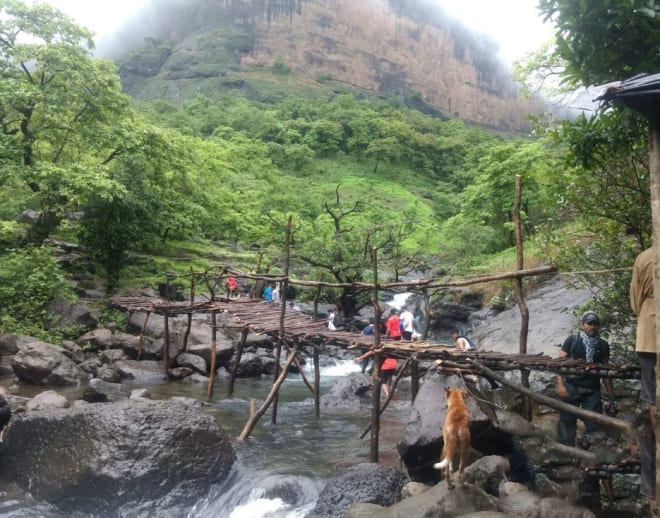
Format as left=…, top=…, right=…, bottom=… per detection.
left=109, top=296, right=640, bottom=380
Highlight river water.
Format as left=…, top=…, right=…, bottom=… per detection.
left=0, top=360, right=412, bottom=518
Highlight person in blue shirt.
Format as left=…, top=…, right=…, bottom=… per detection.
left=263, top=284, right=273, bottom=301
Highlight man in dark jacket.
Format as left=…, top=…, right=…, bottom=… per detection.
left=556, top=310, right=615, bottom=510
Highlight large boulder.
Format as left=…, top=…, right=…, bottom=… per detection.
left=308, top=462, right=408, bottom=518
left=46, top=297, right=98, bottom=332
left=11, top=341, right=87, bottom=386
left=397, top=371, right=530, bottom=484
left=0, top=399, right=236, bottom=516
left=320, top=372, right=372, bottom=409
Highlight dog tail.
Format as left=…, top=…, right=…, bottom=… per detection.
left=433, top=458, right=448, bottom=470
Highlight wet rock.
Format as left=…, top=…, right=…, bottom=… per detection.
left=26, top=390, right=69, bottom=410
left=46, top=297, right=98, bottom=332
left=114, top=360, right=168, bottom=384
left=0, top=334, right=18, bottom=356
left=0, top=399, right=236, bottom=516
left=320, top=372, right=372, bottom=409
left=345, top=468, right=498, bottom=518
left=187, top=340, right=234, bottom=368
left=310, top=462, right=408, bottom=518
left=11, top=341, right=87, bottom=386
left=82, top=379, right=130, bottom=403
left=234, top=352, right=264, bottom=378
left=176, top=352, right=207, bottom=374
left=76, top=328, right=113, bottom=351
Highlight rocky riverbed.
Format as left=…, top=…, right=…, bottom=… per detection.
left=0, top=276, right=646, bottom=517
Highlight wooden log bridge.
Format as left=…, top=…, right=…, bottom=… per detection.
left=109, top=296, right=641, bottom=444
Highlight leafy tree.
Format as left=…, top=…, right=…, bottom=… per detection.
left=0, top=0, right=133, bottom=242
left=533, top=0, right=657, bottom=351
left=538, top=0, right=660, bottom=87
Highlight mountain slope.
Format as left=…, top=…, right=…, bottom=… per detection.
left=113, top=0, right=541, bottom=132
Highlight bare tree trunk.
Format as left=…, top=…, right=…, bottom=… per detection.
left=207, top=311, right=217, bottom=399
left=513, top=174, right=532, bottom=420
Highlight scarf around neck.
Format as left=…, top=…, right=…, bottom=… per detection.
left=579, top=330, right=600, bottom=363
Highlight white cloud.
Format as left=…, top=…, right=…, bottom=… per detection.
left=42, top=0, right=147, bottom=36
left=433, top=0, right=553, bottom=64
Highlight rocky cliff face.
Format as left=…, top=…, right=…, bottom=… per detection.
left=117, top=0, right=540, bottom=131
left=242, top=0, right=538, bottom=131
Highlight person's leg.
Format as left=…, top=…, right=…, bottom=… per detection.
left=637, top=352, right=657, bottom=513
left=581, top=388, right=604, bottom=436
left=558, top=384, right=579, bottom=446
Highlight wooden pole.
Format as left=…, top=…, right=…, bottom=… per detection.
left=468, top=359, right=637, bottom=442
left=370, top=246, right=382, bottom=463
left=410, top=354, right=419, bottom=402
left=271, top=216, right=292, bottom=426
left=421, top=288, right=431, bottom=341
left=183, top=267, right=195, bottom=352
left=314, top=345, right=321, bottom=419
left=207, top=310, right=217, bottom=399
left=513, top=174, right=532, bottom=420
left=238, top=343, right=299, bottom=440
left=649, top=115, right=660, bottom=507
left=137, top=311, right=151, bottom=361
left=227, top=326, right=248, bottom=397
left=513, top=175, right=529, bottom=355
left=360, top=356, right=412, bottom=439
left=163, top=313, right=170, bottom=373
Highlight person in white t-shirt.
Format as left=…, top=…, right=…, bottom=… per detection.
left=399, top=306, right=414, bottom=341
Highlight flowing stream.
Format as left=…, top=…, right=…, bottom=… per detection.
left=0, top=360, right=412, bottom=517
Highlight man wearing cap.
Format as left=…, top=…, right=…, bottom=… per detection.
left=556, top=310, right=615, bottom=509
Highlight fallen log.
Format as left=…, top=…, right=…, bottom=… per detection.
left=467, top=359, right=637, bottom=443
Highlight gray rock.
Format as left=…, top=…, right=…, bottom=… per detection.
left=82, top=378, right=131, bottom=403
left=26, top=390, right=69, bottom=410
left=320, top=372, right=372, bottom=409
left=234, top=352, right=264, bottom=378
left=46, top=297, right=98, bottom=332
left=0, top=400, right=236, bottom=516
left=310, top=462, right=408, bottom=518
left=11, top=341, right=87, bottom=386
left=345, top=479, right=499, bottom=518
left=99, top=348, right=129, bottom=364
left=0, top=334, right=18, bottom=355
left=114, top=360, right=168, bottom=384
left=176, top=352, right=207, bottom=374
left=130, top=388, right=152, bottom=399
left=76, top=328, right=113, bottom=351
left=187, top=340, right=234, bottom=368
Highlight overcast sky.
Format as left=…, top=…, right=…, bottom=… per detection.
left=42, top=0, right=553, bottom=65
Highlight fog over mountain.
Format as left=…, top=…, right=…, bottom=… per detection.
left=92, top=0, right=544, bottom=131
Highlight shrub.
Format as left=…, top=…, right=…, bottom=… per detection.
left=0, top=246, right=75, bottom=341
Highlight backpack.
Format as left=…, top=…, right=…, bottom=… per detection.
left=333, top=313, right=341, bottom=328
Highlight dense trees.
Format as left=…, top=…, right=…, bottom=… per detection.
left=5, top=0, right=632, bottom=334
left=533, top=0, right=658, bottom=348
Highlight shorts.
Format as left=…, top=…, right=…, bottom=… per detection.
left=638, top=352, right=657, bottom=406
left=380, top=368, right=396, bottom=384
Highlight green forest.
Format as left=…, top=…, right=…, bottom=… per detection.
left=0, top=0, right=657, bottom=347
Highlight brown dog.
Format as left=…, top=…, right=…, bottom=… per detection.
left=433, top=387, right=471, bottom=488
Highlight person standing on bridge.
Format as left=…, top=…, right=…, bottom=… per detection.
left=630, top=247, right=656, bottom=515
left=556, top=310, right=615, bottom=510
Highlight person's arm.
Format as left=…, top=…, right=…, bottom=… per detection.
left=601, top=347, right=615, bottom=398
left=557, top=337, right=571, bottom=399
left=356, top=349, right=375, bottom=361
